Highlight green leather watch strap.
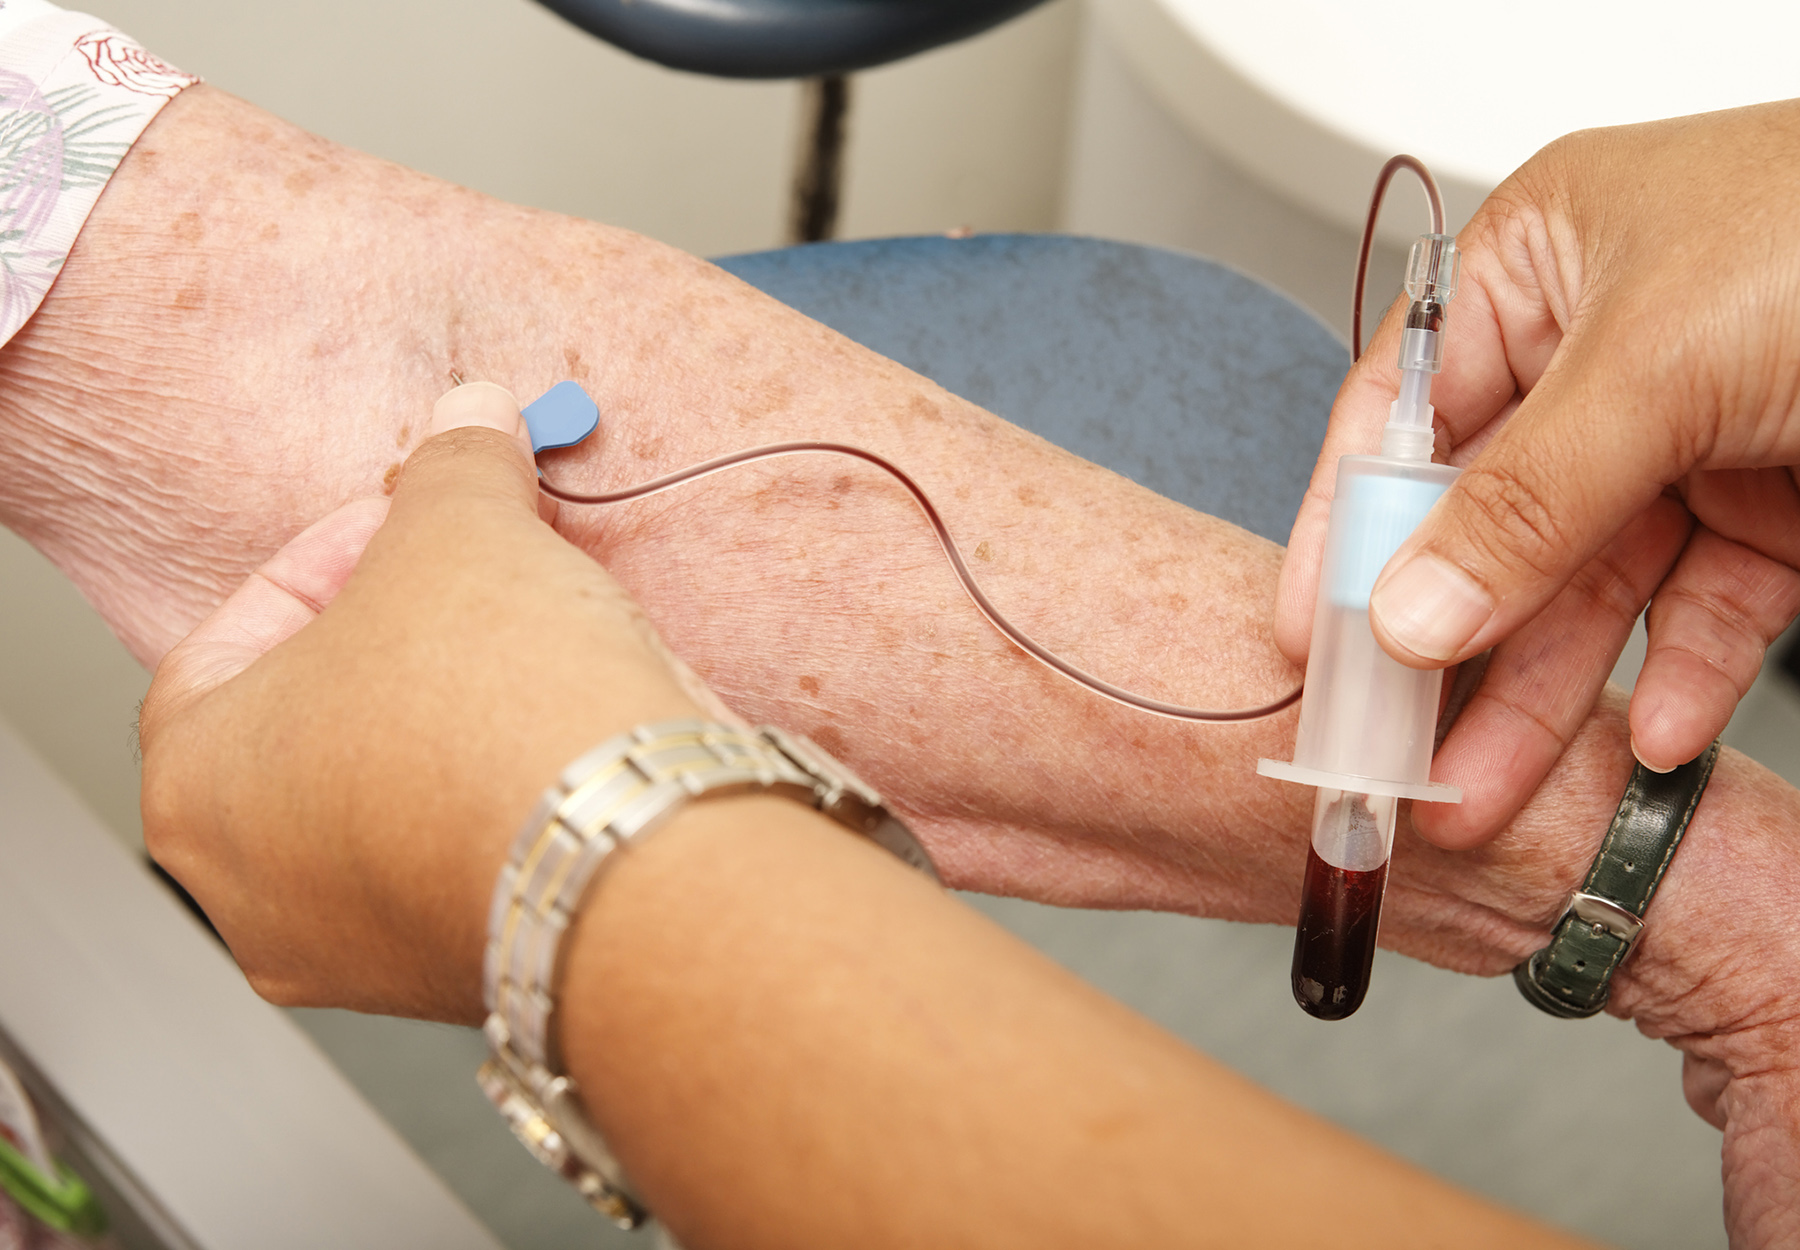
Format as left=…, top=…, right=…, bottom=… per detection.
left=1514, top=740, right=1721, bottom=1018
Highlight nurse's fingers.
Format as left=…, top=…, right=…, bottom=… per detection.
left=1411, top=497, right=1690, bottom=849
left=1632, top=529, right=1800, bottom=771
left=142, top=497, right=389, bottom=733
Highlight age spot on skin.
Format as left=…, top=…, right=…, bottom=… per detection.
left=382, top=463, right=401, bottom=494
left=905, top=392, right=945, bottom=424
left=172, top=284, right=203, bottom=311
left=395, top=424, right=411, bottom=448
left=798, top=675, right=821, bottom=695
left=975, top=541, right=994, bottom=562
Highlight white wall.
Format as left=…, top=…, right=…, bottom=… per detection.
left=842, top=1, right=1078, bottom=238
left=1060, top=13, right=1401, bottom=342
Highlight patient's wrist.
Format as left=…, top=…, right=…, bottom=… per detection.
left=1379, top=689, right=1797, bottom=1048
left=0, top=84, right=490, bottom=657
left=1445, top=692, right=1800, bottom=1060
left=0, top=8, right=194, bottom=348
left=1610, top=750, right=1800, bottom=1025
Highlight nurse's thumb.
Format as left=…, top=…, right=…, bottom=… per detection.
left=1365, top=344, right=1681, bottom=668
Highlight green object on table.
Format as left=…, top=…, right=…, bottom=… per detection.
left=0, top=1134, right=106, bottom=1237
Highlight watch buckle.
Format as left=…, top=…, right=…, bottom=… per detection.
left=477, top=1041, right=648, bottom=1230
left=757, top=725, right=882, bottom=824
left=756, top=725, right=941, bottom=882
left=1563, top=891, right=1646, bottom=951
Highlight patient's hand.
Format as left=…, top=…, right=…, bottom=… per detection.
left=1495, top=731, right=1800, bottom=1250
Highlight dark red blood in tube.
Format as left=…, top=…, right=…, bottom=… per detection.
left=1291, top=845, right=1389, bottom=1020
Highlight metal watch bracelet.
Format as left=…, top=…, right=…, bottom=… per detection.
left=1514, top=740, right=1721, bottom=1019
left=479, top=718, right=938, bottom=1228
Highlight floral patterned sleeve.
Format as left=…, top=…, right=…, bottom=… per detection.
left=0, top=0, right=194, bottom=347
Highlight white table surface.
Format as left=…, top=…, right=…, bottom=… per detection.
left=1096, top=0, right=1800, bottom=240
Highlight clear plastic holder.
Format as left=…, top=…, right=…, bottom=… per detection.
left=1258, top=452, right=1464, bottom=816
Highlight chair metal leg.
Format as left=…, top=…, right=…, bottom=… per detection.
left=788, top=74, right=851, bottom=243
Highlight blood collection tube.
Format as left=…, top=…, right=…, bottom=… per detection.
left=1259, top=233, right=1465, bottom=1020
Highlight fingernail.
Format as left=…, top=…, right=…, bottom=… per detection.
left=1631, top=735, right=1677, bottom=774
left=431, top=381, right=522, bottom=437
left=1370, top=554, right=1493, bottom=662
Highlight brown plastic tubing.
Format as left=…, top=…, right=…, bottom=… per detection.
left=541, top=442, right=1301, bottom=724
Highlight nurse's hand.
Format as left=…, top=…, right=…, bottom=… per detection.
left=1275, top=100, right=1800, bottom=850
left=137, top=384, right=711, bottom=1021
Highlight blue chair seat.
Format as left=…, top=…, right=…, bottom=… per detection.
left=716, top=233, right=1346, bottom=544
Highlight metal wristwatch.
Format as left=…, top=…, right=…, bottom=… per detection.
left=1514, top=740, right=1721, bottom=1018
left=479, top=719, right=938, bottom=1228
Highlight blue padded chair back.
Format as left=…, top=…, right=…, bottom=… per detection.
left=535, top=0, right=1050, bottom=78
